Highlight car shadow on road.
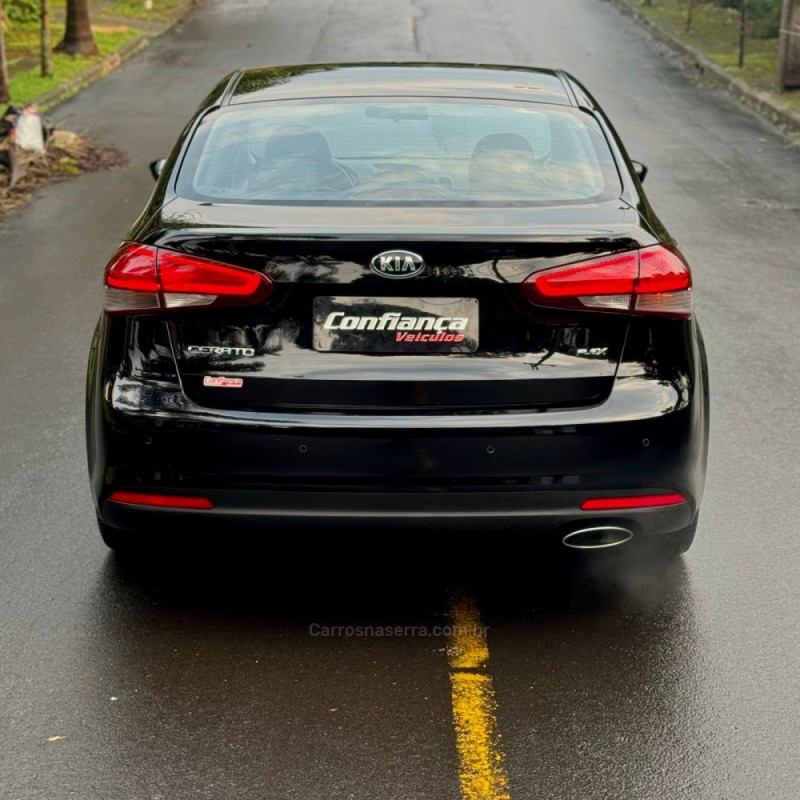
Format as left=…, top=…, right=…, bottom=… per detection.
left=93, top=528, right=691, bottom=626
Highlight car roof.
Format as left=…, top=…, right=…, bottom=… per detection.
left=223, top=63, right=582, bottom=108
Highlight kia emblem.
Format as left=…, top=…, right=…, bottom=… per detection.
left=370, top=250, right=426, bottom=279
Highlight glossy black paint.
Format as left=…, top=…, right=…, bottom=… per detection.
left=87, top=63, right=709, bottom=545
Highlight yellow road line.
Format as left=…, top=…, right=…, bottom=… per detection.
left=447, top=592, right=511, bottom=800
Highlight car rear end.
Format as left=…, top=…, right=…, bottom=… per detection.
left=87, top=68, right=708, bottom=549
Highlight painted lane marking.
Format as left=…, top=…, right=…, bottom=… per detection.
left=446, top=592, right=511, bottom=800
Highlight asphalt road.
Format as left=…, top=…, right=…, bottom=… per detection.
left=2, top=1, right=800, bottom=798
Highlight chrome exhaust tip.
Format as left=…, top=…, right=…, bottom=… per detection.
left=562, top=526, right=634, bottom=550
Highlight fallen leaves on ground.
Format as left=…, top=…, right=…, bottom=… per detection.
left=0, top=130, right=127, bottom=218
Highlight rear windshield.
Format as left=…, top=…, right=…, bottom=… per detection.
left=176, top=100, right=621, bottom=206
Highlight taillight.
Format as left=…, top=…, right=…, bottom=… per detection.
left=580, top=493, right=686, bottom=510
left=521, top=245, right=692, bottom=318
left=104, top=244, right=162, bottom=313
left=103, top=244, right=274, bottom=314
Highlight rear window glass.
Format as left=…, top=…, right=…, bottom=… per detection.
left=177, top=100, right=620, bottom=206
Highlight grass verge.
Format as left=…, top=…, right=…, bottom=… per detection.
left=630, top=0, right=800, bottom=117
left=6, top=26, right=142, bottom=107
left=105, top=0, right=187, bottom=23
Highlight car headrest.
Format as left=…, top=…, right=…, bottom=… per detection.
left=262, top=124, right=333, bottom=165
left=471, top=133, right=534, bottom=158
left=469, top=133, right=537, bottom=195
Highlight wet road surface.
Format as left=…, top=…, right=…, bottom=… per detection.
left=1, top=1, right=799, bottom=798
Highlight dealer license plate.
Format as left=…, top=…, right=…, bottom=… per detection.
left=313, top=296, right=479, bottom=354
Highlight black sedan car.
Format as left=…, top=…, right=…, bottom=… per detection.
left=86, top=63, right=709, bottom=555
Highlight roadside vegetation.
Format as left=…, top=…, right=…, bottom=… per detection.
left=6, top=25, right=140, bottom=105
left=633, top=0, right=800, bottom=115
left=0, top=0, right=185, bottom=106
left=0, top=0, right=174, bottom=216
left=105, top=0, right=184, bottom=23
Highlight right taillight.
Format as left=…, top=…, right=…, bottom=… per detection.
left=521, top=244, right=692, bottom=318
left=103, top=243, right=274, bottom=314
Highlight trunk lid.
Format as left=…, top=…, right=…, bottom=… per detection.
left=149, top=200, right=651, bottom=414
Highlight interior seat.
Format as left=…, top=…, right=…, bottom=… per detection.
left=468, top=132, right=540, bottom=196
left=249, top=124, right=353, bottom=194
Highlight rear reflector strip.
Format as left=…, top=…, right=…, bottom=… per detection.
left=109, top=491, right=214, bottom=510
left=580, top=493, right=686, bottom=510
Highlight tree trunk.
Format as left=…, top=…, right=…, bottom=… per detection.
left=55, top=0, right=99, bottom=56
left=738, top=0, right=748, bottom=69
left=41, top=0, right=53, bottom=77
left=0, top=0, right=11, bottom=103
left=778, top=0, right=800, bottom=90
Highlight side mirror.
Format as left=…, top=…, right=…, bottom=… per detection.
left=630, top=160, right=648, bottom=183
left=149, top=158, right=167, bottom=181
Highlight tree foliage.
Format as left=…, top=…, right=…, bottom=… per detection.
left=6, top=0, right=40, bottom=24
left=712, top=0, right=782, bottom=38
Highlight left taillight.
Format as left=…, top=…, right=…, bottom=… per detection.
left=103, top=243, right=274, bottom=314
left=520, top=244, right=692, bottom=318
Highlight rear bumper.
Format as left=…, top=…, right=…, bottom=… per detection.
left=101, top=486, right=696, bottom=537
left=90, top=381, right=707, bottom=536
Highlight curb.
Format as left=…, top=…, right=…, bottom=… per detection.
left=32, top=3, right=193, bottom=112
left=35, top=36, right=151, bottom=111
left=605, top=0, right=800, bottom=138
